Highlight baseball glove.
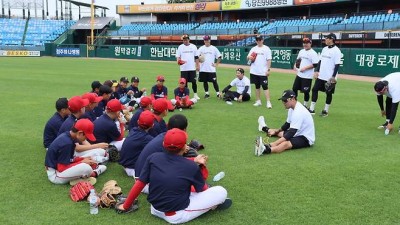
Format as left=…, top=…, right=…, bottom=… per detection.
left=100, top=192, right=116, bottom=208
left=115, top=199, right=139, bottom=214
left=188, top=139, right=205, bottom=151
left=250, top=52, right=257, bottom=63
left=106, top=145, right=120, bottom=162
left=178, top=59, right=186, bottom=65
left=295, top=58, right=302, bottom=69
left=183, top=147, right=198, bottom=158
left=325, top=77, right=337, bottom=93
left=70, top=181, right=95, bottom=202
left=101, top=180, right=122, bottom=196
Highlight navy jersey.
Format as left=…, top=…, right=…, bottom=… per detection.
left=151, top=85, right=168, bottom=99
left=81, top=110, right=97, bottom=122
left=43, top=112, right=67, bottom=148
left=135, top=132, right=165, bottom=176
left=128, top=108, right=144, bottom=131
left=119, top=127, right=153, bottom=169
left=148, top=118, right=167, bottom=137
left=57, top=114, right=78, bottom=136
left=45, top=131, right=75, bottom=169
left=127, top=86, right=144, bottom=98
left=139, top=152, right=205, bottom=212
left=93, top=99, right=107, bottom=117
left=116, top=87, right=129, bottom=99
left=174, top=87, right=190, bottom=98
left=93, top=114, right=121, bottom=143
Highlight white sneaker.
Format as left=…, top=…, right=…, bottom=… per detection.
left=93, top=165, right=107, bottom=177
left=226, top=101, right=233, bottom=105
left=266, top=101, right=272, bottom=109
left=255, top=136, right=266, bottom=156
left=253, top=101, right=262, bottom=106
left=258, top=116, right=267, bottom=132
left=194, top=93, right=200, bottom=100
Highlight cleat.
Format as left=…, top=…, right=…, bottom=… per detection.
left=258, top=116, right=267, bottom=132
left=255, top=136, right=266, bottom=156
left=377, top=121, right=388, bottom=129
left=266, top=101, right=272, bottom=109
left=215, top=198, right=232, bottom=210
left=308, top=109, right=315, bottom=115
left=225, top=101, right=233, bottom=105
left=319, top=110, right=328, bottom=117
left=204, top=94, right=210, bottom=99
left=253, top=101, right=262, bottom=107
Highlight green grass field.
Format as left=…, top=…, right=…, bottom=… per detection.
left=0, top=57, right=399, bottom=225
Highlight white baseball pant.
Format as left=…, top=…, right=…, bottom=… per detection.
left=110, top=138, right=125, bottom=151
left=74, top=148, right=106, bottom=158
left=46, top=163, right=92, bottom=184
left=150, top=186, right=227, bottom=224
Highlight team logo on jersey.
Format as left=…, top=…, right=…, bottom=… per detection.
left=263, top=80, right=268, bottom=84
left=303, top=87, right=310, bottom=91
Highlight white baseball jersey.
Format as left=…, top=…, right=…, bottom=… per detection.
left=318, top=45, right=342, bottom=81
left=248, top=45, right=272, bottom=76
left=286, top=102, right=315, bottom=145
left=297, top=48, right=319, bottom=79
left=230, top=76, right=251, bottom=96
left=176, top=43, right=198, bottom=71
left=379, top=72, right=400, bottom=103
left=198, top=45, right=221, bottom=73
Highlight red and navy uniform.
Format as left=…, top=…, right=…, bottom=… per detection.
left=148, top=115, right=167, bottom=137
left=151, top=85, right=168, bottom=100
left=93, top=114, right=123, bottom=144
left=119, top=127, right=153, bottom=169
left=57, top=114, right=78, bottom=136
left=93, top=99, right=107, bottom=117
left=127, top=86, right=144, bottom=98
left=174, top=87, right=193, bottom=108
left=128, top=108, right=144, bottom=131
left=43, top=112, right=67, bottom=148
left=139, top=152, right=205, bottom=212
left=45, top=131, right=76, bottom=170
left=135, top=132, right=165, bottom=176
left=81, top=110, right=97, bottom=122
left=174, top=87, right=189, bottom=98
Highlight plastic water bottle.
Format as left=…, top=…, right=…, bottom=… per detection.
left=247, top=59, right=252, bottom=65
left=384, top=128, right=390, bottom=135
left=213, top=171, right=225, bottom=182
left=89, top=189, right=98, bottom=215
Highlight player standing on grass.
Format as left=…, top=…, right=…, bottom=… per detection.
left=176, top=34, right=200, bottom=100
left=197, top=35, right=222, bottom=99
left=292, top=38, right=319, bottom=108
left=374, top=72, right=400, bottom=133
left=247, top=34, right=273, bottom=108
left=309, top=33, right=342, bottom=117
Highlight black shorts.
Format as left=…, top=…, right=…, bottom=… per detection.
left=250, top=74, right=268, bottom=89
left=228, top=91, right=250, bottom=102
left=312, top=78, right=335, bottom=94
left=181, top=71, right=197, bottom=83
left=292, top=76, right=312, bottom=93
left=199, top=72, right=217, bottom=82
left=289, top=136, right=311, bottom=149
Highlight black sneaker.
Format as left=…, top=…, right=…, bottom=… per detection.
left=319, top=110, right=328, bottom=117
left=308, top=109, right=315, bottom=115
left=215, top=198, right=232, bottom=210
left=377, top=121, right=388, bottom=129
left=217, top=93, right=221, bottom=98
left=204, top=94, right=210, bottom=99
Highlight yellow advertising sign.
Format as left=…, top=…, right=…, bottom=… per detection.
left=117, top=2, right=220, bottom=14
left=0, top=50, right=40, bottom=57
left=222, top=0, right=242, bottom=10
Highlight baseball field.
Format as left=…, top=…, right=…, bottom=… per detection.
left=1, top=57, right=399, bottom=225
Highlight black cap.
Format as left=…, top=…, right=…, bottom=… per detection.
left=131, top=76, right=139, bottom=83
left=181, top=34, right=189, bottom=40
left=255, top=34, right=263, bottom=41
left=91, top=81, right=101, bottom=90
left=99, top=85, right=112, bottom=95
left=302, top=37, right=312, bottom=43
left=324, top=33, right=337, bottom=41
left=236, top=68, right=244, bottom=74
left=120, top=77, right=129, bottom=83
left=55, top=97, right=69, bottom=111
left=278, top=90, right=296, bottom=101
left=374, top=81, right=388, bottom=92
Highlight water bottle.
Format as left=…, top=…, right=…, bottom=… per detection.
left=213, top=171, right=225, bottom=182
left=247, top=59, right=252, bottom=65
left=89, top=189, right=98, bottom=215
left=384, top=128, right=390, bottom=135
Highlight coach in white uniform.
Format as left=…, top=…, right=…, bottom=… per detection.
left=221, top=68, right=251, bottom=104
left=255, top=90, right=315, bottom=156
left=247, top=35, right=273, bottom=108
left=309, top=33, right=342, bottom=117
left=198, top=35, right=222, bottom=99
left=176, top=34, right=200, bottom=100
left=292, top=38, right=319, bottom=108
left=374, top=72, right=400, bottom=133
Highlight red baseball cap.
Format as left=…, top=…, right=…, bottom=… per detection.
left=152, top=98, right=168, bottom=113
left=140, top=96, right=152, bottom=107
left=106, top=99, right=125, bottom=112
left=179, top=78, right=186, bottom=84
left=68, top=96, right=90, bottom=113
left=138, top=110, right=155, bottom=129
left=82, top=93, right=102, bottom=103
left=163, top=128, right=188, bottom=151
left=157, top=75, right=165, bottom=82
left=74, top=119, right=96, bottom=142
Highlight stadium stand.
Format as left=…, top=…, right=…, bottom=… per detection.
left=24, top=19, right=76, bottom=46
left=0, top=18, right=26, bottom=46
left=110, top=22, right=199, bottom=36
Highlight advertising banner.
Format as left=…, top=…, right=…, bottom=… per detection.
left=56, top=48, right=80, bottom=57
left=117, top=2, right=220, bottom=14
left=294, top=0, right=351, bottom=5
left=222, top=0, right=293, bottom=10
left=0, top=50, right=40, bottom=57
left=375, top=31, right=400, bottom=39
